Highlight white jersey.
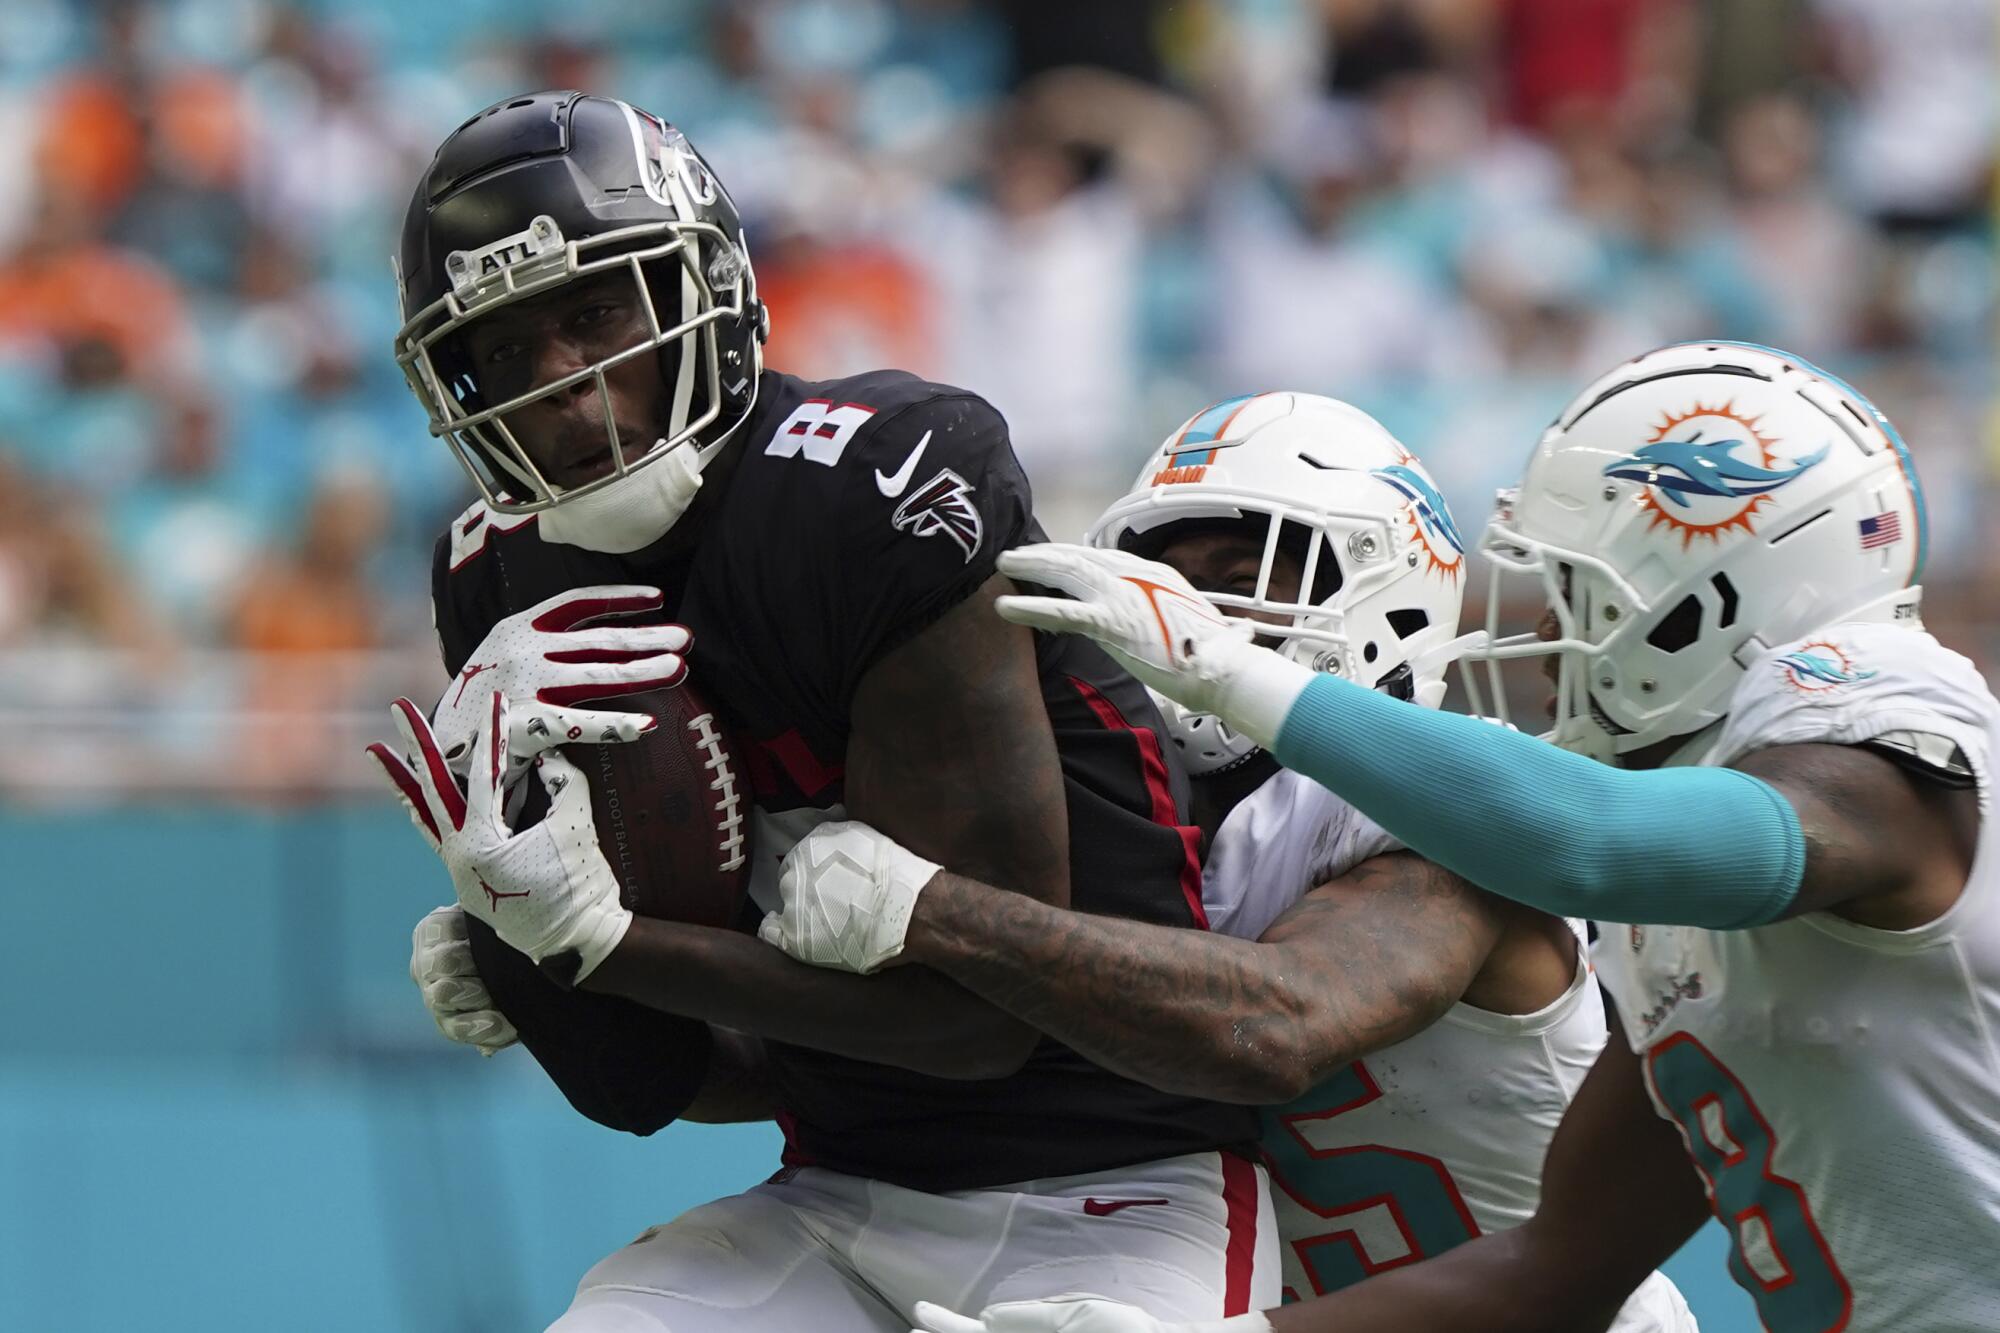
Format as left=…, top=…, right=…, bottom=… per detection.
left=1595, top=622, right=2000, bottom=1333
left=1205, top=769, right=1695, bottom=1329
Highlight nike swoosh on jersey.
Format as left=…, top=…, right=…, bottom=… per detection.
left=874, top=430, right=933, bottom=497
left=1081, top=1197, right=1173, bottom=1217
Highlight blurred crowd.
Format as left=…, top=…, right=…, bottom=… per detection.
left=0, top=0, right=1995, bottom=795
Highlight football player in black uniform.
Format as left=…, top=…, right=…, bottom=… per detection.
left=367, top=92, right=1276, bottom=1331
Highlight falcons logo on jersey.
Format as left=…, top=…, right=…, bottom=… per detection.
left=891, top=468, right=983, bottom=563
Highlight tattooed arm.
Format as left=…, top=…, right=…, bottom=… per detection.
left=900, top=849, right=1507, bottom=1104
left=587, top=575, right=1061, bottom=1078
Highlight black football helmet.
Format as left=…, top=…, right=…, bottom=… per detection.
left=394, top=90, right=767, bottom=519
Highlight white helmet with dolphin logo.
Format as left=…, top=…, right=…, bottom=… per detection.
left=1464, top=341, right=1927, bottom=762
left=1090, top=392, right=1471, bottom=774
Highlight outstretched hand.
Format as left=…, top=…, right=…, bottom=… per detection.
left=994, top=545, right=1301, bottom=743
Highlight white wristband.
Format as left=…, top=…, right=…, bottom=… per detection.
left=1202, top=637, right=1317, bottom=751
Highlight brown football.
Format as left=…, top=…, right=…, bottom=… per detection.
left=542, top=684, right=752, bottom=928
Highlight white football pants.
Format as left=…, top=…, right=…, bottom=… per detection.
left=546, top=1149, right=1279, bottom=1331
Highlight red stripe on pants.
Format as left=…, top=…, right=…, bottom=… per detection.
left=1066, top=676, right=1209, bottom=929
left=1221, top=1152, right=1259, bottom=1314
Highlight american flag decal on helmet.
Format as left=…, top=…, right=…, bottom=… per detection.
left=1858, top=511, right=1901, bottom=550
left=892, top=468, right=983, bottom=562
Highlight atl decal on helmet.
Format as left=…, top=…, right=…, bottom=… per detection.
left=1775, top=641, right=1878, bottom=694
left=1602, top=401, right=1828, bottom=548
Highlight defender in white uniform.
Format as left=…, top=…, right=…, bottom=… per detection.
left=757, top=394, right=1690, bottom=1331
left=943, top=342, right=1998, bottom=1333
left=1202, top=766, right=1599, bottom=1282
left=1206, top=765, right=1687, bottom=1328
left=1594, top=619, right=2000, bottom=1332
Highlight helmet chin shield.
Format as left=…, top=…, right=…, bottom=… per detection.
left=535, top=436, right=706, bottom=554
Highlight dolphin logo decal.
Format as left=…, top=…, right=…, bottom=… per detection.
left=1776, top=649, right=1876, bottom=689
left=1608, top=402, right=1830, bottom=547
left=1373, top=463, right=1466, bottom=555
left=1603, top=439, right=1828, bottom=509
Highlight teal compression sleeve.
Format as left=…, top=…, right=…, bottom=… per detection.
left=1270, top=674, right=1806, bottom=928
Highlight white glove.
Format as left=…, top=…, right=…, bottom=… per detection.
left=994, top=546, right=1311, bottom=749
left=368, top=692, right=632, bottom=985
left=411, top=905, right=517, bottom=1055
left=758, top=821, right=941, bottom=974
left=912, top=1294, right=1272, bottom=1333
left=431, top=584, right=690, bottom=787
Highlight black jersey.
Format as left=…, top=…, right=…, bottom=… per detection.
left=432, top=368, right=1258, bottom=1190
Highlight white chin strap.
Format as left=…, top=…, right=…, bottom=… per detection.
left=1659, top=721, right=1726, bottom=769
left=1407, top=630, right=1487, bottom=711
left=536, top=442, right=704, bottom=555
